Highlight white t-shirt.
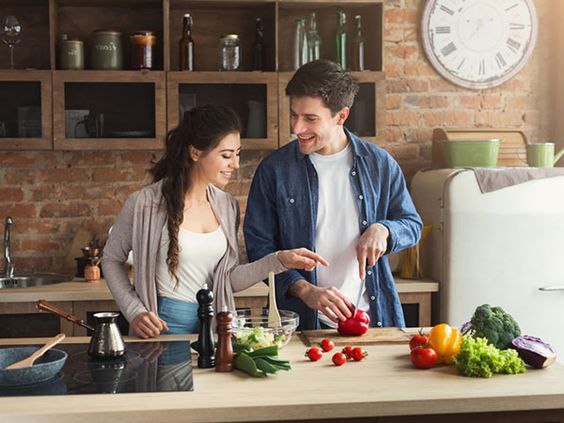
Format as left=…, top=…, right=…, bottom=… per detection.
left=155, top=224, right=228, bottom=303
left=309, top=145, right=369, bottom=328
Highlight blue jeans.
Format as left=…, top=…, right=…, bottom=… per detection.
left=157, top=296, right=200, bottom=334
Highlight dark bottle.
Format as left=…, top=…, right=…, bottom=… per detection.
left=335, top=9, right=347, bottom=70
left=196, top=284, right=215, bottom=368
left=351, top=15, right=365, bottom=71
left=252, top=17, right=265, bottom=71
left=215, top=308, right=234, bottom=372
left=179, top=13, right=194, bottom=71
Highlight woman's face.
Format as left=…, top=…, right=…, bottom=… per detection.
left=191, top=132, right=241, bottom=188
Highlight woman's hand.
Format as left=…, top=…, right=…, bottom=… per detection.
left=132, top=311, right=170, bottom=339
left=277, top=248, right=329, bottom=272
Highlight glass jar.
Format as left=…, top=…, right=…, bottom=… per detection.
left=90, top=29, right=123, bottom=70
left=129, top=30, right=156, bottom=70
left=219, top=34, right=241, bottom=71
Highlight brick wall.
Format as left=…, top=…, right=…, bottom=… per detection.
left=0, top=0, right=557, bottom=274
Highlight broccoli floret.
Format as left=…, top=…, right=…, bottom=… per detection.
left=469, top=304, right=521, bottom=350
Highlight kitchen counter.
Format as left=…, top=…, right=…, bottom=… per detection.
left=0, top=333, right=563, bottom=423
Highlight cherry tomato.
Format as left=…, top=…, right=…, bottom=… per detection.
left=332, top=352, right=347, bottom=366
left=320, top=338, right=335, bottom=352
left=410, top=346, right=438, bottom=369
left=350, top=346, right=368, bottom=361
left=305, top=347, right=323, bottom=362
left=342, top=345, right=353, bottom=359
left=409, top=334, right=428, bottom=351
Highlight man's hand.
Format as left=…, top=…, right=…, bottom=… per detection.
left=288, top=280, right=352, bottom=323
left=131, top=311, right=169, bottom=339
left=277, top=248, right=329, bottom=272
left=357, top=223, right=389, bottom=280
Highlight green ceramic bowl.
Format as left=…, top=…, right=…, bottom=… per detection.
left=442, top=139, right=501, bottom=168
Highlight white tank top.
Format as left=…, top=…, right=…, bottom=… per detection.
left=155, top=223, right=228, bottom=303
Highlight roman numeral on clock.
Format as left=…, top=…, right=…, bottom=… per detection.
left=440, top=5, right=455, bottom=16
left=507, top=38, right=521, bottom=53
left=510, top=23, right=526, bottom=30
left=479, top=60, right=485, bottom=76
left=441, top=42, right=457, bottom=57
left=495, top=52, right=507, bottom=68
left=435, top=26, right=451, bottom=34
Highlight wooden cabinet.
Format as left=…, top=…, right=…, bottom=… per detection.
left=0, top=0, right=384, bottom=150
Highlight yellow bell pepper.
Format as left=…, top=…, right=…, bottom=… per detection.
left=427, top=323, right=462, bottom=364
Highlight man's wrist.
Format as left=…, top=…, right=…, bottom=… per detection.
left=287, top=279, right=310, bottom=299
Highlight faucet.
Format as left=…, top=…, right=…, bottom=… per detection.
left=3, top=216, right=14, bottom=278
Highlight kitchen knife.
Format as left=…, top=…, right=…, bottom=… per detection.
left=353, top=278, right=365, bottom=315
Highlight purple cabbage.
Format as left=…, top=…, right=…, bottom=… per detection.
left=511, top=335, right=557, bottom=369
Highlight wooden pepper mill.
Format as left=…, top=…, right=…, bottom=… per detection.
left=215, top=307, right=234, bottom=372
left=196, top=284, right=215, bottom=369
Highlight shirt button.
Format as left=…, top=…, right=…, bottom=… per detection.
left=351, top=171, right=357, bottom=176
left=377, top=321, right=382, bottom=327
left=370, top=295, right=375, bottom=301
left=362, top=220, right=367, bottom=226
left=289, top=198, right=295, bottom=204
left=367, top=270, right=372, bottom=276
left=358, top=194, right=364, bottom=200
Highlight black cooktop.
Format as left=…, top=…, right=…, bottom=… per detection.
left=0, top=341, right=193, bottom=396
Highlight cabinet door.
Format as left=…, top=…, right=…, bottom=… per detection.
left=168, top=71, right=278, bottom=149
left=0, top=71, right=52, bottom=150
left=0, top=302, right=74, bottom=338
left=53, top=70, right=166, bottom=150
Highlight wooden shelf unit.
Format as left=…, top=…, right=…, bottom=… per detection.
left=0, top=0, right=385, bottom=150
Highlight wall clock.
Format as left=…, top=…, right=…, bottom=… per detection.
left=421, top=0, right=538, bottom=90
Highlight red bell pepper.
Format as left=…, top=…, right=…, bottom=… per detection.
left=337, top=309, right=370, bottom=336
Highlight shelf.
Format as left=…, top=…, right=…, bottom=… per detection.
left=167, top=71, right=278, bottom=149
left=52, top=70, right=166, bottom=150
left=0, top=70, right=52, bottom=150
left=278, top=70, right=385, bottom=146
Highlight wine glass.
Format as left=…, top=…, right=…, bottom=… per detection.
left=1, top=15, right=22, bottom=69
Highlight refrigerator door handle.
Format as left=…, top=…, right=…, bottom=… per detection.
left=538, top=285, right=564, bottom=291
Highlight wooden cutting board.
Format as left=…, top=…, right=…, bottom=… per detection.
left=300, top=328, right=410, bottom=346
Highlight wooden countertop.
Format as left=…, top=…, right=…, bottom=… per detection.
left=0, top=333, right=562, bottom=422
left=0, top=278, right=438, bottom=303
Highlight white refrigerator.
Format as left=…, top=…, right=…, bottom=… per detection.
left=410, top=169, right=564, bottom=361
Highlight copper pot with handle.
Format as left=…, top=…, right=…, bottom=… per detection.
left=36, top=299, right=125, bottom=359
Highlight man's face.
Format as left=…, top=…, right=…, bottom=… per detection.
left=290, top=96, right=347, bottom=155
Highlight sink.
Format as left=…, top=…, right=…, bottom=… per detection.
left=0, top=274, right=70, bottom=289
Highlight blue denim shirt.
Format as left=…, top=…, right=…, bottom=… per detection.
left=243, top=129, right=423, bottom=330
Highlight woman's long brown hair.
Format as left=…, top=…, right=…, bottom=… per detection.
left=149, top=104, right=241, bottom=283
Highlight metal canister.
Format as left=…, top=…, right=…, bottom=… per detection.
left=60, top=39, right=84, bottom=70
left=129, top=30, right=156, bottom=70
left=90, top=30, right=123, bottom=70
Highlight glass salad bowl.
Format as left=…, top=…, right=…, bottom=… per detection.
left=232, top=309, right=299, bottom=349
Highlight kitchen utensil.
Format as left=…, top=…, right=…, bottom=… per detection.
left=353, top=278, right=365, bottom=315
left=442, top=139, right=501, bottom=168
left=36, top=299, right=94, bottom=331
left=6, top=333, right=66, bottom=369
left=232, top=309, right=299, bottom=348
left=1, top=15, right=22, bottom=69
left=301, top=327, right=410, bottom=347
left=88, top=312, right=126, bottom=358
left=36, top=299, right=125, bottom=358
left=267, top=271, right=281, bottom=327
left=0, top=347, right=67, bottom=386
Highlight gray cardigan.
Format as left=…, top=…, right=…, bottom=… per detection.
left=102, top=180, right=285, bottom=333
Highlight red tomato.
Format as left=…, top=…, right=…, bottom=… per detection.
left=410, top=346, right=438, bottom=369
left=332, top=352, right=347, bottom=366
left=320, top=338, right=335, bottom=352
left=409, top=334, right=428, bottom=351
left=350, top=346, right=368, bottom=361
left=342, top=345, right=353, bottom=359
left=305, top=347, right=323, bottom=362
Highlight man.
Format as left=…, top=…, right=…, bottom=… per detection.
left=243, top=60, right=422, bottom=330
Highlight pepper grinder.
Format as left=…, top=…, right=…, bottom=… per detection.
left=196, top=284, right=215, bottom=368
left=215, top=307, right=234, bottom=372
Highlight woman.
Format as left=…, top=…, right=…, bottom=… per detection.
left=102, top=104, right=327, bottom=338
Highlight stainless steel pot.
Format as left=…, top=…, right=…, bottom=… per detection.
left=36, top=300, right=125, bottom=358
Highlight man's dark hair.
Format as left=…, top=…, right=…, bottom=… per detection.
left=285, top=60, right=359, bottom=116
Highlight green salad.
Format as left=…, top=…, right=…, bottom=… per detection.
left=233, top=327, right=285, bottom=350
